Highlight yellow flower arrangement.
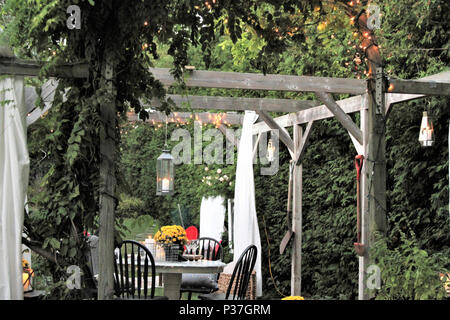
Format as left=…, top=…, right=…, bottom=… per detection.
left=282, top=296, right=305, bottom=300
left=22, top=258, right=30, bottom=269
left=154, top=225, right=187, bottom=246
left=22, top=258, right=34, bottom=291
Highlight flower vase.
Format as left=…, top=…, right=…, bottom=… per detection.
left=163, top=244, right=182, bottom=262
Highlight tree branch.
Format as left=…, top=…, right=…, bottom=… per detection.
left=22, top=237, right=69, bottom=267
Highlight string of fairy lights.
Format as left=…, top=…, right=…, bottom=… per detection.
left=120, top=111, right=235, bottom=135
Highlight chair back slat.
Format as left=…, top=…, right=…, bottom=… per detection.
left=124, top=244, right=130, bottom=298
left=226, top=245, right=257, bottom=300
left=143, top=255, right=149, bottom=298
left=137, top=249, right=141, bottom=299
left=114, top=240, right=157, bottom=299
left=131, top=244, right=135, bottom=298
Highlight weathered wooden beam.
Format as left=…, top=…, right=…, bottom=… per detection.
left=315, top=92, right=363, bottom=145
left=256, top=110, right=295, bottom=155
left=358, top=97, right=369, bottom=300
left=291, top=124, right=303, bottom=296
left=252, top=95, right=365, bottom=135
left=97, top=55, right=116, bottom=300
left=0, top=57, right=89, bottom=78
left=26, top=80, right=59, bottom=127
left=388, top=78, right=450, bottom=96
left=364, top=68, right=388, bottom=300
left=150, top=67, right=367, bottom=94
left=386, top=70, right=450, bottom=115
left=294, top=121, right=314, bottom=164
left=149, top=94, right=320, bottom=113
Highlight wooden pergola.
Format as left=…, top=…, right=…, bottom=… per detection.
left=2, top=51, right=450, bottom=299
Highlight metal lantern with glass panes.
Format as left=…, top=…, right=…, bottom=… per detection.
left=156, top=148, right=174, bottom=195
left=418, top=111, right=434, bottom=147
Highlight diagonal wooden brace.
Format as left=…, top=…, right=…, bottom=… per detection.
left=315, top=91, right=363, bottom=145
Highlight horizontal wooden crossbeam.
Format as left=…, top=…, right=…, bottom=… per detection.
left=386, top=70, right=450, bottom=114
left=150, top=67, right=368, bottom=94
left=0, top=57, right=366, bottom=94
left=388, top=78, right=450, bottom=96
left=149, top=94, right=320, bottom=113
left=0, top=57, right=88, bottom=78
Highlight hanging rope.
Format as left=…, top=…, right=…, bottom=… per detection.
left=164, top=114, right=168, bottom=148
left=262, top=213, right=289, bottom=298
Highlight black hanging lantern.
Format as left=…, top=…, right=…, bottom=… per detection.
left=156, top=116, right=174, bottom=195
left=156, top=147, right=174, bottom=195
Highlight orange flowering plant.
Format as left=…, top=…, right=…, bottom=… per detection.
left=154, top=225, right=187, bottom=246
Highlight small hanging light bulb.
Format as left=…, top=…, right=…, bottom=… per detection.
left=267, top=138, right=276, bottom=162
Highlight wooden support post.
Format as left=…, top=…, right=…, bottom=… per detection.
left=358, top=95, right=370, bottom=300
left=98, top=55, right=117, bottom=300
left=363, top=68, right=388, bottom=299
left=291, top=124, right=303, bottom=296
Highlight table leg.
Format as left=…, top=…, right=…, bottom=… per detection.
left=163, top=273, right=182, bottom=300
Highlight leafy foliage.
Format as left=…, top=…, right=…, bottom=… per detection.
left=371, top=231, right=449, bottom=300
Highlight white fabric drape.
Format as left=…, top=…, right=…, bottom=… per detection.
left=199, top=196, right=226, bottom=241
left=0, top=76, right=29, bottom=300
left=233, top=110, right=262, bottom=297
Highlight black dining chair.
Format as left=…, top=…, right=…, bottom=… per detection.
left=199, top=244, right=257, bottom=300
left=180, top=237, right=224, bottom=300
left=114, top=240, right=168, bottom=300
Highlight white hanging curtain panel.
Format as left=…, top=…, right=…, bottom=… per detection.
left=0, top=76, right=29, bottom=300
left=199, top=196, right=226, bottom=241
left=233, top=110, right=262, bottom=297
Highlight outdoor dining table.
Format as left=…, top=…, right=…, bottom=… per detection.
left=155, top=259, right=226, bottom=300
